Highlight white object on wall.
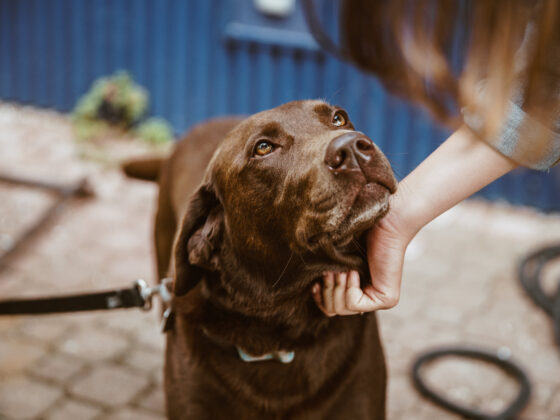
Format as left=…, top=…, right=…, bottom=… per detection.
left=253, top=0, right=296, bottom=18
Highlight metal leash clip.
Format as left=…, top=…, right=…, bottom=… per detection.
left=161, top=306, right=175, bottom=333
left=134, top=278, right=173, bottom=311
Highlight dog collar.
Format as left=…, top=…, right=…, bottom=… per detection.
left=198, top=326, right=295, bottom=364
left=236, top=347, right=295, bottom=364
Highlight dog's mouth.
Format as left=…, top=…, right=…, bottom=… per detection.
left=352, top=181, right=392, bottom=213
left=305, top=181, right=392, bottom=253
left=332, top=182, right=391, bottom=241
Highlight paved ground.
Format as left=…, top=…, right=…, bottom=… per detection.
left=0, top=102, right=559, bottom=419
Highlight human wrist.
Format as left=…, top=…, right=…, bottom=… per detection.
left=385, top=179, right=428, bottom=244
left=385, top=126, right=518, bottom=244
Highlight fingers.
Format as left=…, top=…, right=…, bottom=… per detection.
left=333, top=272, right=349, bottom=314
left=312, top=268, right=402, bottom=316
left=311, top=282, right=326, bottom=314
left=312, top=271, right=366, bottom=316
left=347, top=270, right=360, bottom=289
left=345, top=270, right=365, bottom=311
left=322, top=272, right=335, bottom=316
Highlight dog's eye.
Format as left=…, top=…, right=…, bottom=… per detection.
left=254, top=140, right=274, bottom=156
left=332, top=111, right=347, bottom=127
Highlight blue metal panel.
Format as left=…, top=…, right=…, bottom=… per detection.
left=1, top=0, right=14, bottom=99
left=0, top=0, right=558, bottom=210
left=225, top=0, right=319, bottom=51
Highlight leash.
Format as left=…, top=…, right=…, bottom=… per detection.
left=0, top=278, right=172, bottom=316
left=0, top=174, right=174, bottom=318
left=0, top=173, right=295, bottom=363
left=411, top=244, right=560, bottom=419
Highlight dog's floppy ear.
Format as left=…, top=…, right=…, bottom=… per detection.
left=173, top=183, right=224, bottom=296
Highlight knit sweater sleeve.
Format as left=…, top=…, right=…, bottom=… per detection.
left=462, top=95, right=560, bottom=171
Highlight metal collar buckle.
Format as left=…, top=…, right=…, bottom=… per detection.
left=134, top=278, right=173, bottom=311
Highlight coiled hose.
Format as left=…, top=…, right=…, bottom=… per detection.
left=411, top=244, right=560, bottom=419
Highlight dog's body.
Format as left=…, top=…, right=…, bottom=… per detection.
left=136, top=101, right=397, bottom=419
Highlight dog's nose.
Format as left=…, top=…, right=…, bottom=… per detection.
left=325, top=132, right=377, bottom=174
left=325, top=132, right=397, bottom=193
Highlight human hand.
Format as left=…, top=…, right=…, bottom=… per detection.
left=311, top=209, right=411, bottom=316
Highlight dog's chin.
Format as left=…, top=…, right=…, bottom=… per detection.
left=304, top=183, right=391, bottom=260
left=332, top=183, right=391, bottom=240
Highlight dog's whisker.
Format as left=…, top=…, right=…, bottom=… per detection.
left=272, top=252, right=293, bottom=289
left=298, top=253, right=309, bottom=269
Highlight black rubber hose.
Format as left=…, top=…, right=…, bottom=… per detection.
left=411, top=346, right=531, bottom=420
left=411, top=243, right=560, bottom=419
left=518, top=244, right=560, bottom=347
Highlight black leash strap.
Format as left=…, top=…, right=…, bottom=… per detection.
left=0, top=279, right=173, bottom=316
left=0, top=283, right=146, bottom=315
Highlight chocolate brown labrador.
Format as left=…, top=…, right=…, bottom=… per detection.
left=127, top=100, right=397, bottom=419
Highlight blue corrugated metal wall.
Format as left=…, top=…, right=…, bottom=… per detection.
left=0, top=0, right=558, bottom=210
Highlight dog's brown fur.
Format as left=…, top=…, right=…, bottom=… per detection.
left=140, top=100, right=397, bottom=419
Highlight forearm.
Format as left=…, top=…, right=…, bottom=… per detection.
left=392, top=126, right=519, bottom=239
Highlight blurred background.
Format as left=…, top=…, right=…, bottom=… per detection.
left=0, top=1, right=559, bottom=419
left=1, top=0, right=559, bottom=208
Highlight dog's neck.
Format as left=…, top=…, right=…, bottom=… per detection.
left=173, top=234, right=368, bottom=356
left=195, top=252, right=368, bottom=356
left=175, top=253, right=324, bottom=355
left=206, top=259, right=324, bottom=324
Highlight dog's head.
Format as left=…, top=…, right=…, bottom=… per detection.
left=174, top=100, right=396, bottom=297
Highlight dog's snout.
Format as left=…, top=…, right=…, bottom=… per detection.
left=325, top=132, right=397, bottom=193
left=325, top=132, right=376, bottom=174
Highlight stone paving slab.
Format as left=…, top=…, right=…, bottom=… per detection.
left=1, top=102, right=559, bottom=419
left=45, top=399, right=102, bottom=420
left=0, top=376, right=64, bottom=419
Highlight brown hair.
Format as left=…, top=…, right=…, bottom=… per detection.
left=316, top=0, right=559, bottom=154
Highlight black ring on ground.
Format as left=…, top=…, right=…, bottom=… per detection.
left=518, top=244, right=560, bottom=347
left=411, top=346, right=531, bottom=420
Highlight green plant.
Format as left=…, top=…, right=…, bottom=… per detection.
left=135, top=118, right=174, bottom=144
left=71, top=71, right=148, bottom=140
